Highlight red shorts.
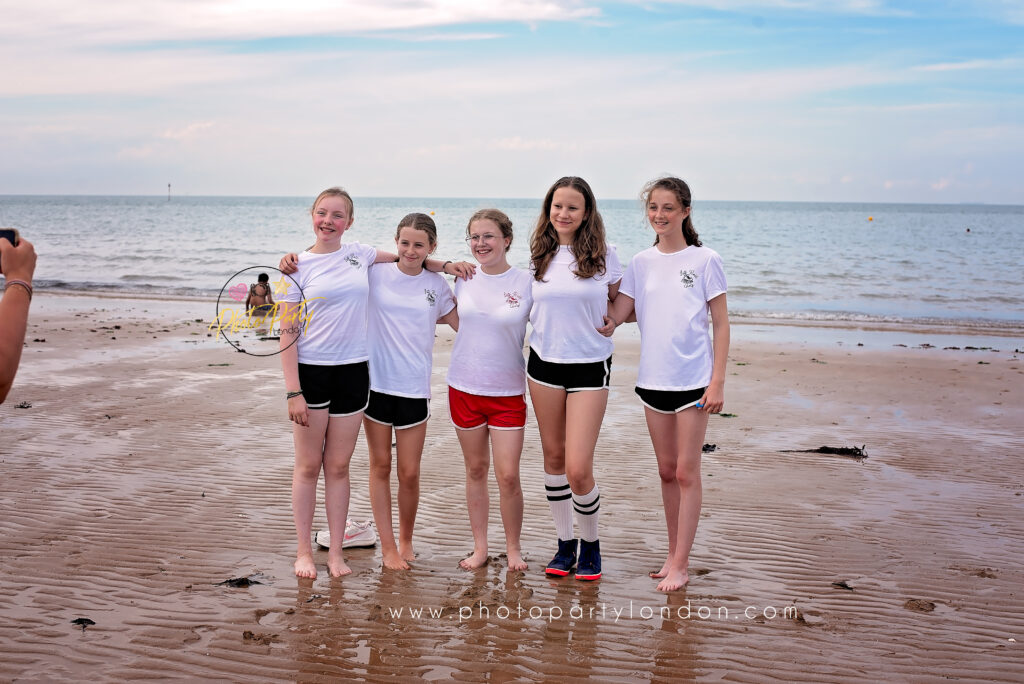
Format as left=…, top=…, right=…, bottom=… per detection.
left=448, top=387, right=527, bottom=430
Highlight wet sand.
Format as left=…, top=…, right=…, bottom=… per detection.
left=1, top=293, right=1022, bottom=682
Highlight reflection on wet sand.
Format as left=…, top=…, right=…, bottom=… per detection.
left=2, top=298, right=1023, bottom=681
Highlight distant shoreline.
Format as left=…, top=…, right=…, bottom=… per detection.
left=2, top=193, right=1023, bottom=208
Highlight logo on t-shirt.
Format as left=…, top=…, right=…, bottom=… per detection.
left=345, top=255, right=363, bottom=268
left=504, top=291, right=523, bottom=309
left=424, top=289, right=437, bottom=305
left=680, top=269, right=697, bottom=288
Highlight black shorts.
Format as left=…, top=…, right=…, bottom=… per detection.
left=298, top=361, right=370, bottom=417
left=364, top=390, right=430, bottom=429
left=635, top=386, right=706, bottom=414
left=527, top=348, right=611, bottom=393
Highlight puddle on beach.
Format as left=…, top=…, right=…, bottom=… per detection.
left=734, top=320, right=1021, bottom=354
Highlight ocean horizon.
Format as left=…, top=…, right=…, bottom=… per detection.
left=2, top=194, right=1022, bottom=333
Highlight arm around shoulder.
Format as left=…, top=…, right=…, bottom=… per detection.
left=438, top=305, right=459, bottom=332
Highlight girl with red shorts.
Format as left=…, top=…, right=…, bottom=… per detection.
left=447, top=209, right=533, bottom=571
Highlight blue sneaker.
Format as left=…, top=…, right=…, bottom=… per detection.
left=575, top=539, right=602, bottom=580
left=545, top=538, right=578, bottom=577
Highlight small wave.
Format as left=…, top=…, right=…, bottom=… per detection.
left=120, top=274, right=187, bottom=282
left=730, top=309, right=1024, bottom=331
left=32, top=279, right=217, bottom=299
left=967, top=294, right=1024, bottom=305
left=728, top=285, right=805, bottom=297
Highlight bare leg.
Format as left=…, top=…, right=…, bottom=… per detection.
left=292, top=410, right=330, bottom=579
left=365, top=418, right=407, bottom=570
left=528, top=380, right=567, bottom=477
left=645, top=407, right=680, bottom=578
left=528, top=380, right=573, bottom=547
left=322, top=412, right=362, bottom=578
left=658, top=407, right=708, bottom=592
left=491, top=427, right=526, bottom=570
left=456, top=425, right=491, bottom=569
left=563, top=390, right=607, bottom=496
left=395, top=420, right=427, bottom=563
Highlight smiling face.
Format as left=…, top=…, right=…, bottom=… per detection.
left=647, top=187, right=690, bottom=242
left=311, top=195, right=354, bottom=247
left=548, top=186, right=588, bottom=245
left=467, top=218, right=510, bottom=269
left=395, top=225, right=435, bottom=274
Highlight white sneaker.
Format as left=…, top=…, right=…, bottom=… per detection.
left=314, top=519, right=377, bottom=549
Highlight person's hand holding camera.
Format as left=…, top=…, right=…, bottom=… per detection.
left=0, top=229, right=37, bottom=285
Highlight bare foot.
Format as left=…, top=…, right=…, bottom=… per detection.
left=506, top=550, right=528, bottom=572
left=649, top=559, right=671, bottom=579
left=459, top=550, right=489, bottom=570
left=381, top=549, right=410, bottom=571
left=399, top=541, right=416, bottom=563
left=327, top=551, right=352, bottom=578
left=656, top=568, right=689, bottom=592
left=294, top=553, right=317, bottom=579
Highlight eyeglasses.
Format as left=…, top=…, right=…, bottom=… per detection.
left=465, top=233, right=500, bottom=244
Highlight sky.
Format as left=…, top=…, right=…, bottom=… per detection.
left=1, top=0, right=1021, bottom=203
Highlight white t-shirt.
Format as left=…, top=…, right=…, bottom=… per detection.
left=367, top=263, right=456, bottom=398
left=281, top=242, right=378, bottom=365
left=619, top=244, right=727, bottom=391
left=529, top=244, right=622, bottom=363
left=447, top=266, right=533, bottom=396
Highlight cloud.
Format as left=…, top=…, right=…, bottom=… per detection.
left=490, top=137, right=578, bottom=152
left=1, top=0, right=1021, bottom=202
left=117, top=144, right=159, bottom=160
left=621, top=0, right=907, bottom=16
left=161, top=122, right=216, bottom=140
left=0, top=0, right=599, bottom=46
left=914, top=57, right=1023, bottom=72
left=386, top=32, right=504, bottom=41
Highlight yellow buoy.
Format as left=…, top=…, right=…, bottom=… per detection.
left=868, top=216, right=873, bottom=221
left=430, top=211, right=435, bottom=215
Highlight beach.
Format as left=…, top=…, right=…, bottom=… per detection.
left=1, top=293, right=1022, bottom=682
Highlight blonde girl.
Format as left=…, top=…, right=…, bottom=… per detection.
left=280, top=188, right=395, bottom=579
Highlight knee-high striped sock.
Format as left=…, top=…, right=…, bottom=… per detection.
left=545, top=473, right=574, bottom=541
left=573, top=485, right=600, bottom=543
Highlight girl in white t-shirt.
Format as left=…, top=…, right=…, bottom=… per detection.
left=601, top=176, right=730, bottom=592
left=447, top=209, right=533, bottom=571
left=528, top=176, right=623, bottom=581
left=364, top=213, right=459, bottom=570
left=279, top=187, right=400, bottom=580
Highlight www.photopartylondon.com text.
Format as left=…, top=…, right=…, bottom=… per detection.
left=380, top=600, right=798, bottom=623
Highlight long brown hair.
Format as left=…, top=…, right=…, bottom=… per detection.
left=642, top=176, right=701, bottom=247
left=530, top=176, right=607, bottom=281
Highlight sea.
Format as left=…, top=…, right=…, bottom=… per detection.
left=2, top=195, right=1022, bottom=342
